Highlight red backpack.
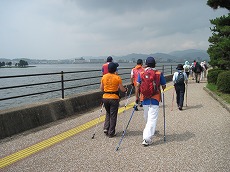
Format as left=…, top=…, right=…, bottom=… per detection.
left=140, top=69, right=160, bottom=99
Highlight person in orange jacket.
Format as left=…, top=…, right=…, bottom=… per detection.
left=130, top=59, right=145, bottom=110
left=100, top=62, right=127, bottom=137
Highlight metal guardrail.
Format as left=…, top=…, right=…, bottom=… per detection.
left=0, top=65, right=176, bottom=102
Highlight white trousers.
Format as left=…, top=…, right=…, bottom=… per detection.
left=143, top=105, right=159, bottom=142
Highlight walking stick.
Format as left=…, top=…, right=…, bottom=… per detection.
left=162, top=90, right=166, bottom=142
left=91, top=103, right=104, bottom=139
left=122, top=85, right=134, bottom=132
left=186, top=84, right=188, bottom=107
left=116, top=105, right=137, bottom=151
left=171, top=87, right=175, bottom=111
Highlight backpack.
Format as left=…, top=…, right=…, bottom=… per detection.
left=176, top=71, right=185, bottom=85
left=195, top=65, right=201, bottom=73
left=184, top=65, right=190, bottom=72
left=140, top=69, right=160, bottom=99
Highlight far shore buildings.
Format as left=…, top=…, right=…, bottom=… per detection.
left=73, top=57, right=104, bottom=63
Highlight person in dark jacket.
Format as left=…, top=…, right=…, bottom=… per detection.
left=172, top=64, right=188, bottom=110
left=194, top=62, right=203, bottom=83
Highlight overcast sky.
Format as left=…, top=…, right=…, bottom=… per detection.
left=0, top=0, right=228, bottom=60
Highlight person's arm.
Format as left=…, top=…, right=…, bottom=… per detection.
left=100, top=82, right=104, bottom=92
left=130, top=69, right=134, bottom=85
left=101, top=65, right=104, bottom=75
left=136, top=73, right=141, bottom=100
left=172, top=72, right=176, bottom=84
left=184, top=72, right=188, bottom=85
left=119, top=83, right=127, bottom=92
left=160, top=73, right=166, bottom=90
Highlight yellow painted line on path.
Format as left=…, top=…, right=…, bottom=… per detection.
left=0, top=103, right=135, bottom=169
left=162, top=85, right=174, bottom=92
left=0, top=85, right=174, bottom=169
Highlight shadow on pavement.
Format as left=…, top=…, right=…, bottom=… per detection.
left=184, top=104, right=203, bottom=110
left=152, top=131, right=195, bottom=146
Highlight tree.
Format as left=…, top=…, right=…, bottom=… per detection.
left=207, top=0, right=230, bottom=10
left=0, top=62, right=5, bottom=67
left=207, top=0, right=230, bottom=69
left=6, top=62, right=12, bottom=66
left=18, top=60, right=28, bottom=67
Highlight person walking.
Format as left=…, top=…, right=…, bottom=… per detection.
left=183, top=61, right=190, bottom=79
left=136, top=57, right=166, bottom=146
left=172, top=64, right=188, bottom=110
left=191, top=60, right=197, bottom=80
left=102, top=56, right=114, bottom=75
left=203, top=61, right=208, bottom=79
left=130, top=59, right=145, bottom=110
left=194, top=62, right=203, bottom=83
left=100, top=62, right=127, bottom=138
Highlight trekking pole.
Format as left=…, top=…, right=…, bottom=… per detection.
left=91, top=103, right=104, bottom=139
left=186, top=84, right=188, bottom=107
left=116, top=104, right=137, bottom=151
left=171, top=89, right=175, bottom=111
left=162, top=90, right=166, bottom=142
left=122, top=85, right=134, bottom=132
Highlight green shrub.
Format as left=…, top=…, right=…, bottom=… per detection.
left=217, top=71, right=230, bottom=93
left=207, top=69, right=225, bottom=84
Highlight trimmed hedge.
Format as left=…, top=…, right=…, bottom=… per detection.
left=207, top=69, right=225, bottom=84
left=217, top=71, right=230, bottom=93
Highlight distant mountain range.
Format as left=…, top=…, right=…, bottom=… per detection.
left=0, top=49, right=210, bottom=64
left=111, top=49, right=210, bottom=63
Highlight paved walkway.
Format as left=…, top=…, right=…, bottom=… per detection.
left=0, top=79, right=229, bottom=172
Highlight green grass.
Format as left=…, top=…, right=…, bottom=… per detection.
left=206, top=83, right=230, bottom=104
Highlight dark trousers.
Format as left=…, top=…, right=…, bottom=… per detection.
left=103, top=98, right=120, bottom=136
left=175, top=84, right=185, bottom=108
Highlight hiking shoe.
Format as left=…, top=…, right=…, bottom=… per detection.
left=103, top=129, right=108, bottom=135
left=142, top=139, right=152, bottom=146
left=140, top=102, right=143, bottom=107
left=179, top=106, right=182, bottom=110
left=133, top=105, right=138, bottom=111
left=108, top=133, right=117, bottom=138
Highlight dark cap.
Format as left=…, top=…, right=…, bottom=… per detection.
left=137, top=59, right=143, bottom=65
left=108, top=62, right=119, bottom=73
left=176, top=64, right=183, bottom=70
left=107, top=56, right=113, bottom=62
left=145, top=56, right=156, bottom=65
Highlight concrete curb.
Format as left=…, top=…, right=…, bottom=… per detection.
left=203, top=86, right=230, bottom=113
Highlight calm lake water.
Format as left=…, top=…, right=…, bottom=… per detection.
left=0, top=63, right=177, bottom=111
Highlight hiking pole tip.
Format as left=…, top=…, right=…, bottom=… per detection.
left=91, top=134, right=95, bottom=139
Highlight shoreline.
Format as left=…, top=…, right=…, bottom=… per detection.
left=0, top=66, right=36, bottom=68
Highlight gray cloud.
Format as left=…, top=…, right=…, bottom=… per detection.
left=0, top=0, right=228, bottom=59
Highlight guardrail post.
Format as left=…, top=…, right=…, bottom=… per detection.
left=61, top=71, right=64, bottom=99
left=171, top=65, right=173, bottom=74
left=162, top=65, right=164, bottom=74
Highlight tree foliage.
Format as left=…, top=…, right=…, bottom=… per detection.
left=207, top=0, right=230, bottom=10
left=18, top=60, right=28, bottom=67
left=207, top=0, right=230, bottom=69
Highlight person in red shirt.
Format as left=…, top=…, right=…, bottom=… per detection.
left=102, top=56, right=113, bottom=75
left=131, top=59, right=145, bottom=110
